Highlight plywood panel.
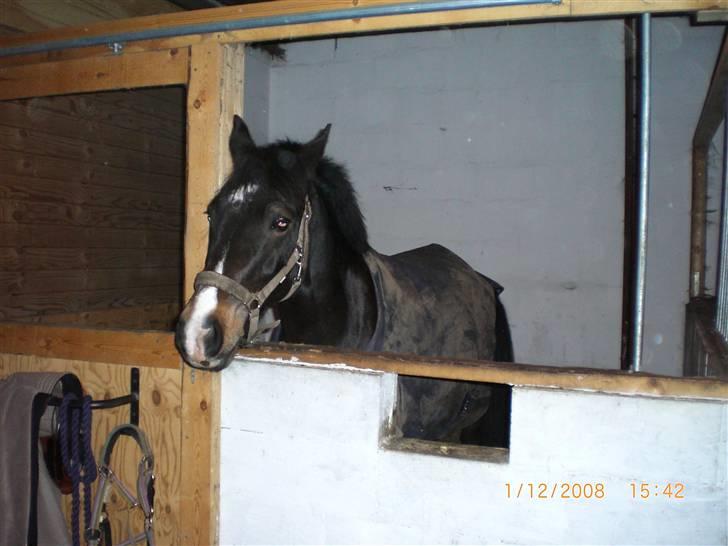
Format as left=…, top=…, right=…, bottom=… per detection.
left=0, top=353, right=182, bottom=546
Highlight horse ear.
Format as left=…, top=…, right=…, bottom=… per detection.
left=229, top=115, right=255, bottom=164
left=300, top=124, right=331, bottom=173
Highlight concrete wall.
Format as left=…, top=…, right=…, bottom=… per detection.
left=243, top=46, right=270, bottom=143
left=219, top=357, right=728, bottom=545
left=243, top=18, right=724, bottom=375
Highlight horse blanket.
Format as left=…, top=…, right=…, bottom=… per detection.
left=0, top=373, right=74, bottom=546
left=362, top=244, right=502, bottom=440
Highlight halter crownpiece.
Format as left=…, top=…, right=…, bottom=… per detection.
left=193, top=195, right=313, bottom=343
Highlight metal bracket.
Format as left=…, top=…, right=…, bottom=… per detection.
left=695, top=10, right=728, bottom=24
left=48, top=366, right=140, bottom=427
left=108, top=42, right=124, bottom=55
left=130, top=367, right=139, bottom=426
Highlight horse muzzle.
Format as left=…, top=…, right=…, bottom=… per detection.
left=174, top=295, right=249, bottom=371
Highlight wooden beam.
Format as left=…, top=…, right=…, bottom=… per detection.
left=571, top=0, right=726, bottom=17
left=1, top=0, right=722, bottom=68
left=690, top=148, right=709, bottom=297
left=238, top=343, right=728, bottom=401
left=179, top=41, right=244, bottom=546
left=0, top=47, right=188, bottom=100
left=0, top=322, right=180, bottom=368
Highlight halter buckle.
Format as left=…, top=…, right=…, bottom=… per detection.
left=292, top=245, right=305, bottom=283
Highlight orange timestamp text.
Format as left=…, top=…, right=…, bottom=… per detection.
left=504, top=482, right=606, bottom=500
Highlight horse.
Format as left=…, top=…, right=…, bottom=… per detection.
left=175, top=116, right=513, bottom=445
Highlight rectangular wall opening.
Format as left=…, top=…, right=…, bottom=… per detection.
left=383, top=378, right=512, bottom=461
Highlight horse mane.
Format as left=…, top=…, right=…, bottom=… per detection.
left=273, top=140, right=370, bottom=256
left=314, top=157, right=370, bottom=255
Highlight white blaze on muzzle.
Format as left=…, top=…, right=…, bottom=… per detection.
left=183, top=286, right=219, bottom=362
left=192, top=195, right=313, bottom=345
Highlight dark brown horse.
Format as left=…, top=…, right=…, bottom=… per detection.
left=175, top=116, right=512, bottom=444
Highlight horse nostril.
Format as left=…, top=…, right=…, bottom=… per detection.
left=203, top=318, right=223, bottom=359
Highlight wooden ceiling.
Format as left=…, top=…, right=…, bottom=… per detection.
left=0, top=0, right=271, bottom=36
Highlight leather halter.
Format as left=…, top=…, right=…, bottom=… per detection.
left=193, top=196, right=312, bottom=343
left=86, top=424, right=155, bottom=546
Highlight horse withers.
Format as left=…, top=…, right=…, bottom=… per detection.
left=175, top=116, right=513, bottom=445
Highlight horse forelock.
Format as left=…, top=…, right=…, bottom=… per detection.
left=215, top=136, right=370, bottom=260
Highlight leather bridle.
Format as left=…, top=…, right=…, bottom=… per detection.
left=193, top=195, right=312, bottom=343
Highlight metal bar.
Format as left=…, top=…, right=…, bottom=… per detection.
left=620, top=17, right=638, bottom=370
left=0, top=0, right=560, bottom=58
left=717, top=87, right=728, bottom=340
left=130, top=367, right=140, bottom=426
left=630, top=13, right=651, bottom=372
left=48, top=394, right=133, bottom=410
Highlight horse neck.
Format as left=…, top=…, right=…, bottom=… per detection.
left=275, top=197, right=376, bottom=348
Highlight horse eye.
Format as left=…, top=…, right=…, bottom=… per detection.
left=273, top=217, right=290, bottom=232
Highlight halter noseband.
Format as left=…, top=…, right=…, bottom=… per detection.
left=193, top=196, right=312, bottom=343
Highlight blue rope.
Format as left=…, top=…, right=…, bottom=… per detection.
left=59, top=393, right=97, bottom=546
left=80, top=396, right=97, bottom=532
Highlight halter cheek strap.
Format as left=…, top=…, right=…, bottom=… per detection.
left=193, top=196, right=312, bottom=343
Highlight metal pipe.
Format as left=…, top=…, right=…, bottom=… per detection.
left=717, top=87, right=728, bottom=340
left=630, top=13, right=651, bottom=372
left=0, top=0, right=560, bottom=58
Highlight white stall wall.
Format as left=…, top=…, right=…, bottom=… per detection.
left=243, top=46, right=271, bottom=143
left=219, top=358, right=728, bottom=545
left=243, top=18, right=723, bottom=374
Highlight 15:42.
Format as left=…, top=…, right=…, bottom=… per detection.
left=630, top=482, right=685, bottom=499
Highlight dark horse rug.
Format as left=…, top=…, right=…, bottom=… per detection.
left=364, top=244, right=511, bottom=443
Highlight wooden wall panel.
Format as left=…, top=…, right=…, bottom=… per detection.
left=0, top=88, right=185, bottom=329
left=0, top=353, right=182, bottom=546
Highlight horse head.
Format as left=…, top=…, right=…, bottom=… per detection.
left=175, top=116, right=334, bottom=370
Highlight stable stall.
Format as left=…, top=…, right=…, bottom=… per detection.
left=0, top=1, right=727, bottom=544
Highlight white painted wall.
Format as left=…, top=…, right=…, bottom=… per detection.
left=219, top=357, right=728, bottom=545
left=242, top=19, right=724, bottom=375
left=242, top=46, right=270, bottom=143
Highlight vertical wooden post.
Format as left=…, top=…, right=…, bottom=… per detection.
left=179, top=41, right=245, bottom=546
left=690, top=147, right=708, bottom=298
